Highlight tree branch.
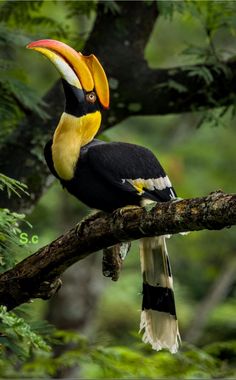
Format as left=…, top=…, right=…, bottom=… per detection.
left=103, top=60, right=236, bottom=128
left=0, top=190, right=235, bottom=311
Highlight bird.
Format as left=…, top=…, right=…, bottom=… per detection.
left=27, top=39, right=180, bottom=353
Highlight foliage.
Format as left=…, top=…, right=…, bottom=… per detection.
left=0, top=304, right=56, bottom=378
left=0, top=207, right=27, bottom=272
left=10, top=329, right=236, bottom=379
left=157, top=0, right=184, bottom=19
left=102, top=0, right=121, bottom=15
left=0, top=175, right=53, bottom=378
left=83, top=342, right=236, bottom=379
left=0, top=173, right=28, bottom=198
left=0, top=174, right=30, bottom=272
left=65, top=0, right=97, bottom=18
left=0, top=20, right=48, bottom=140
left=0, top=305, right=50, bottom=360
left=159, top=0, right=236, bottom=40
left=0, top=316, right=235, bottom=378
left=0, top=1, right=67, bottom=38
left=156, top=0, right=236, bottom=128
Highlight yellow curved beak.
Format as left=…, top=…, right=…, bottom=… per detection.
left=27, top=39, right=110, bottom=109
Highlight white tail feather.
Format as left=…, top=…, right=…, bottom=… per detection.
left=140, top=310, right=180, bottom=353
left=139, top=236, right=180, bottom=353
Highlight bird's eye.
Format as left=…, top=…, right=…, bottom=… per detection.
left=86, top=92, right=97, bottom=103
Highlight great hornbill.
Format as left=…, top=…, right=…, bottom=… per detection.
left=27, top=39, right=180, bottom=353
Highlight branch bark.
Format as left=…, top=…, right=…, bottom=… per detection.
left=0, top=190, right=235, bottom=311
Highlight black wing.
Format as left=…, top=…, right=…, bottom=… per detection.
left=87, top=141, right=177, bottom=202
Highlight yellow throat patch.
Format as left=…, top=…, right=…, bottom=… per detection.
left=52, top=111, right=101, bottom=180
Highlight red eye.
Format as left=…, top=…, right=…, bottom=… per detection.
left=86, top=92, right=97, bottom=103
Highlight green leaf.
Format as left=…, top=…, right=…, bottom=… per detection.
left=0, top=306, right=51, bottom=353
left=0, top=173, right=29, bottom=198
left=65, top=0, right=97, bottom=18
left=103, top=1, right=121, bottom=15
left=187, top=66, right=214, bottom=85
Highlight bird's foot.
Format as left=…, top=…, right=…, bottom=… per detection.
left=117, top=205, right=140, bottom=216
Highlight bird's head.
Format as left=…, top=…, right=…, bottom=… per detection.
left=27, top=39, right=110, bottom=180
left=27, top=39, right=109, bottom=134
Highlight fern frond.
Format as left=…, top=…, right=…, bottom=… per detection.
left=29, top=16, right=68, bottom=39
left=0, top=77, right=49, bottom=137
left=0, top=173, right=29, bottom=198
left=0, top=23, right=30, bottom=48
left=0, top=2, right=68, bottom=39
left=0, top=306, right=50, bottom=358
left=0, top=207, right=30, bottom=272
left=65, top=0, right=97, bottom=18
left=0, top=1, right=43, bottom=24
left=1, top=78, right=49, bottom=119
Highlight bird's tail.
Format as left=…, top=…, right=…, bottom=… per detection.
left=139, top=236, right=180, bottom=353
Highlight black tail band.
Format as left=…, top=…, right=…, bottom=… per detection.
left=142, top=283, right=177, bottom=317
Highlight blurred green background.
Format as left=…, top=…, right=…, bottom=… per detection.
left=0, top=1, right=235, bottom=378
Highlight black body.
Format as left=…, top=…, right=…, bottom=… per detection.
left=44, top=139, right=177, bottom=212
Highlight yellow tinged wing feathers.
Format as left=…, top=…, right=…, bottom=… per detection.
left=126, top=177, right=173, bottom=196
left=128, top=179, right=145, bottom=195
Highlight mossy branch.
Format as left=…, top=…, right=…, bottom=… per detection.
left=0, top=190, right=235, bottom=311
